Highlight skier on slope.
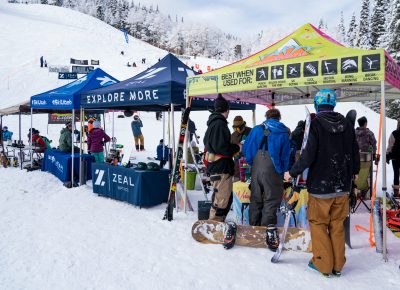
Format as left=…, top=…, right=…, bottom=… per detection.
left=203, top=94, right=241, bottom=248
left=284, top=89, right=360, bottom=277
left=242, top=108, right=290, bottom=252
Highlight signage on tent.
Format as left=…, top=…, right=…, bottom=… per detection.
left=321, top=59, right=338, bottom=75
left=94, top=169, right=106, bottom=186
left=51, top=99, right=72, bottom=106
left=341, top=57, right=358, bottom=74
left=303, top=61, right=318, bottom=77
left=221, top=69, right=254, bottom=86
left=362, top=54, right=381, bottom=72
left=85, top=89, right=159, bottom=105
left=286, top=63, right=301, bottom=78
left=271, top=65, right=284, bottom=80
left=31, top=100, right=47, bottom=106
left=256, top=67, right=268, bottom=81
left=97, top=76, right=117, bottom=87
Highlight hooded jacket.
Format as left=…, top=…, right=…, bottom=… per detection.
left=355, top=127, right=377, bottom=154
left=203, top=112, right=240, bottom=175
left=290, top=121, right=305, bottom=151
left=131, top=119, right=143, bottom=136
left=289, top=112, right=360, bottom=195
left=88, top=128, right=111, bottom=153
left=243, top=118, right=290, bottom=175
left=2, top=130, right=13, bottom=141
left=59, top=127, right=73, bottom=152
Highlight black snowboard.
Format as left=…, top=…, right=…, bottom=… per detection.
left=345, top=109, right=357, bottom=249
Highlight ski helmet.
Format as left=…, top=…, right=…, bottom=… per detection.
left=146, top=162, right=160, bottom=171
left=136, top=162, right=147, bottom=170
left=314, top=89, right=336, bottom=111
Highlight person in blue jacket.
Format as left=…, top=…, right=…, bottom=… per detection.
left=242, top=108, right=290, bottom=252
left=2, top=126, right=13, bottom=141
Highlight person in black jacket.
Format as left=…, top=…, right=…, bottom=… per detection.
left=204, top=94, right=240, bottom=222
left=284, top=89, right=360, bottom=277
left=386, top=119, right=400, bottom=197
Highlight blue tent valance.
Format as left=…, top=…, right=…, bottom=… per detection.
left=31, top=68, right=119, bottom=110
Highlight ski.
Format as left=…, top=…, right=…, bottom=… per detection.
left=163, top=106, right=191, bottom=221
left=271, top=107, right=311, bottom=263
left=344, top=109, right=357, bottom=249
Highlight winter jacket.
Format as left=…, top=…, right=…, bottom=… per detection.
left=32, top=134, right=47, bottom=153
left=88, top=128, right=111, bottom=153
left=2, top=130, right=13, bottom=141
left=203, top=112, right=240, bottom=175
left=231, top=126, right=252, bottom=144
left=59, top=128, right=73, bottom=152
left=355, top=127, right=377, bottom=154
left=243, top=119, right=290, bottom=175
left=131, top=119, right=143, bottom=136
left=387, top=129, right=400, bottom=160
left=289, top=112, right=360, bottom=195
left=290, top=121, right=305, bottom=151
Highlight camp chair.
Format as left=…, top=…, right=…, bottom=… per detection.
left=352, top=152, right=373, bottom=212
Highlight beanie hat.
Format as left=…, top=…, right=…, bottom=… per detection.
left=134, top=115, right=139, bottom=120
left=65, top=121, right=72, bottom=127
left=3, top=126, right=7, bottom=130
left=214, top=93, right=229, bottom=113
left=357, top=116, right=367, bottom=127
left=93, top=120, right=101, bottom=128
left=232, top=116, right=245, bottom=128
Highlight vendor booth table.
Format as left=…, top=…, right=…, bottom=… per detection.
left=92, top=163, right=170, bottom=207
left=42, top=149, right=94, bottom=182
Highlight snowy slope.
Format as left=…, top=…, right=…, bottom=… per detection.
left=0, top=2, right=399, bottom=289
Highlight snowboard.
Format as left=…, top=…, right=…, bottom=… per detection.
left=192, top=220, right=312, bottom=252
left=344, top=109, right=357, bottom=249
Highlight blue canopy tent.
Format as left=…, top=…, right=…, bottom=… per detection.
left=80, top=53, right=255, bottom=112
left=29, top=68, right=119, bottom=186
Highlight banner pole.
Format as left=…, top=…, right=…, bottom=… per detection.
left=381, top=80, right=388, bottom=262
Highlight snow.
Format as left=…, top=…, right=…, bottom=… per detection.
left=0, top=1, right=400, bottom=289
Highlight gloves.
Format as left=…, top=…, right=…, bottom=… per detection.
left=375, top=154, right=380, bottom=165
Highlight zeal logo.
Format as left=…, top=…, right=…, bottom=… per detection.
left=135, top=67, right=167, bottom=80
left=94, top=169, right=106, bottom=186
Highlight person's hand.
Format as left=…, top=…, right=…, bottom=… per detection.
left=375, top=154, right=380, bottom=165
left=238, top=142, right=243, bottom=152
left=284, top=171, right=292, bottom=182
left=354, top=174, right=359, bottom=181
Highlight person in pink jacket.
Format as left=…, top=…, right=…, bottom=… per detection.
left=87, top=121, right=111, bottom=163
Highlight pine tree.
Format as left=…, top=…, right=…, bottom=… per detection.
left=347, top=12, right=358, bottom=47
left=388, top=0, right=400, bottom=60
left=41, top=0, right=48, bottom=4
left=358, top=0, right=371, bottom=48
left=337, top=11, right=346, bottom=44
left=96, top=4, right=105, bottom=21
left=318, top=18, right=324, bottom=30
left=370, top=0, right=386, bottom=48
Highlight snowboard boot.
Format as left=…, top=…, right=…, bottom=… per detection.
left=266, top=225, right=279, bottom=252
left=135, top=145, right=139, bottom=152
left=308, top=261, right=332, bottom=278
left=223, top=221, right=237, bottom=250
left=332, top=270, right=342, bottom=277
left=140, top=145, right=145, bottom=151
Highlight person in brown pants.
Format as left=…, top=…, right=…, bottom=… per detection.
left=285, top=89, right=359, bottom=277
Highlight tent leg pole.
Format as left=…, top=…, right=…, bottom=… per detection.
left=103, top=113, right=108, bottom=159
left=162, top=111, right=165, bottom=163
left=19, top=111, right=22, bottom=170
left=79, top=107, right=84, bottom=186
left=30, top=108, right=33, bottom=168
left=252, top=109, right=256, bottom=127
left=168, top=110, right=171, bottom=169
left=71, top=109, right=75, bottom=187
left=381, top=80, right=388, bottom=262
left=171, top=104, right=175, bottom=164
left=112, top=111, right=115, bottom=149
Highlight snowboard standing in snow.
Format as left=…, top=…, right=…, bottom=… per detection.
left=192, top=220, right=312, bottom=252
left=344, top=109, right=357, bottom=249
left=272, top=107, right=311, bottom=263
left=163, top=107, right=191, bottom=221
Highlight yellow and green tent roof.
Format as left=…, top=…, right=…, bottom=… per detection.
left=187, top=23, right=400, bottom=105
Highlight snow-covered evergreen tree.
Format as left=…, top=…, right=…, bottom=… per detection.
left=336, top=11, right=347, bottom=44
left=370, top=0, right=386, bottom=48
left=388, top=0, right=400, bottom=60
left=358, top=0, right=371, bottom=48
left=347, top=13, right=358, bottom=47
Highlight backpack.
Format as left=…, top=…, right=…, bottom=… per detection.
left=40, top=136, right=52, bottom=150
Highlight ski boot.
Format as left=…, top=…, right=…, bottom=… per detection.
left=266, top=225, right=279, bottom=252
left=223, top=221, right=237, bottom=250
left=308, top=261, right=332, bottom=278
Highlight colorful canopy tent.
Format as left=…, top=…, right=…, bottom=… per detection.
left=187, top=23, right=400, bottom=261
left=29, top=68, right=119, bottom=185
left=80, top=53, right=255, bottom=111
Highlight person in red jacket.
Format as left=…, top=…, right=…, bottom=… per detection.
left=88, top=121, right=111, bottom=162
left=29, top=128, right=47, bottom=153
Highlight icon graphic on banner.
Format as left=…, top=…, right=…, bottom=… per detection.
left=97, top=76, right=117, bottom=86
left=362, top=54, right=380, bottom=72
left=341, top=57, right=358, bottom=73
left=287, top=63, right=301, bottom=78
left=322, top=59, right=337, bottom=75
left=256, top=67, right=268, bottom=81
left=271, top=65, right=284, bottom=79
left=95, top=169, right=106, bottom=186
left=304, top=61, right=318, bottom=77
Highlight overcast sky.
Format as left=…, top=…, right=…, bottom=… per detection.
left=139, top=0, right=362, bottom=38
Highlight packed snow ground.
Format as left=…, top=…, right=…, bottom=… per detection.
left=1, top=1, right=400, bottom=289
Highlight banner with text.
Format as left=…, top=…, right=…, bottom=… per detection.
left=70, top=58, right=88, bottom=65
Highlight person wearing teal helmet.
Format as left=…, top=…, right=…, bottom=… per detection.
left=285, top=89, right=360, bottom=277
